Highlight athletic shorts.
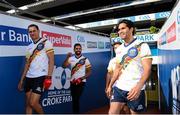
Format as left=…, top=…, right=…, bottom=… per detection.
left=24, top=76, right=45, bottom=95
left=110, top=86, right=146, bottom=112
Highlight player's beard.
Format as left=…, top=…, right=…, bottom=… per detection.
left=75, top=51, right=81, bottom=56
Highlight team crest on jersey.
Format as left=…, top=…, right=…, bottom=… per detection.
left=79, top=59, right=86, bottom=65
left=37, top=43, right=44, bottom=50
left=128, top=47, right=138, bottom=58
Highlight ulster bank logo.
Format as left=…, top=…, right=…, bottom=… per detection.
left=0, top=25, right=31, bottom=46
left=49, top=66, right=71, bottom=90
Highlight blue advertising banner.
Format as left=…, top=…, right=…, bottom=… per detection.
left=0, top=25, right=31, bottom=46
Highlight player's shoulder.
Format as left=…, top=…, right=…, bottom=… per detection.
left=27, top=42, right=34, bottom=48
left=41, top=38, right=50, bottom=43
left=109, top=57, right=116, bottom=64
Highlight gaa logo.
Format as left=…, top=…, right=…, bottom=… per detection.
left=49, top=66, right=71, bottom=90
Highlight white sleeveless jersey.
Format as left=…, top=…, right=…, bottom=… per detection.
left=68, top=55, right=91, bottom=82
left=114, top=38, right=152, bottom=91
left=26, top=38, right=54, bottom=78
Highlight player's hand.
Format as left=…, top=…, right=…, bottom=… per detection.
left=18, top=80, right=24, bottom=91
left=127, top=83, right=143, bottom=101
left=67, top=52, right=72, bottom=57
left=106, top=86, right=112, bottom=98
left=75, top=78, right=82, bottom=85
left=105, top=87, right=107, bottom=93
left=71, top=79, right=76, bottom=84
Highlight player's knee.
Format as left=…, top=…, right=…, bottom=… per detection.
left=29, top=100, right=38, bottom=108
left=108, top=109, right=117, bottom=114
left=108, top=110, right=113, bottom=114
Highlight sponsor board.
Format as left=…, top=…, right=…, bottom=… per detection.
left=105, top=42, right=110, bottom=49
left=87, top=41, right=97, bottom=48
left=42, top=31, right=72, bottom=47
left=167, top=22, right=176, bottom=43
left=0, top=25, right=31, bottom=46
left=76, top=35, right=86, bottom=49
left=98, top=41, right=104, bottom=49
left=136, top=34, right=157, bottom=42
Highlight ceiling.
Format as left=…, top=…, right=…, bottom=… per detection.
left=0, top=0, right=178, bottom=35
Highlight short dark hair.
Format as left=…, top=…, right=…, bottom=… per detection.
left=117, top=19, right=135, bottom=35
left=28, top=24, right=39, bottom=30
left=74, top=43, right=82, bottom=49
